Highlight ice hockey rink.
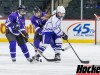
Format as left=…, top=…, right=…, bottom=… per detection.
left=0, top=42, right=100, bottom=75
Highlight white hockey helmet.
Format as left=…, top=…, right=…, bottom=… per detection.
left=56, top=6, right=65, bottom=14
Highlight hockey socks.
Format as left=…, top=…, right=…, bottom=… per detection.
left=9, top=40, right=16, bottom=60
left=19, top=44, right=30, bottom=58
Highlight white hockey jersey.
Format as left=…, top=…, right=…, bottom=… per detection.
left=43, top=15, right=63, bottom=36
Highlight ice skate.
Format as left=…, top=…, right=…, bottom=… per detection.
left=27, top=58, right=34, bottom=63
left=32, top=54, right=42, bottom=62
left=54, top=53, right=61, bottom=63
left=12, top=58, right=16, bottom=62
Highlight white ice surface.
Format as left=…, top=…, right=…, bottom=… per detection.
left=0, top=42, right=100, bottom=75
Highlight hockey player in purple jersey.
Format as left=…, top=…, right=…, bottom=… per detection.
left=5, top=5, right=33, bottom=63
left=38, top=6, right=68, bottom=62
left=31, top=6, right=47, bottom=62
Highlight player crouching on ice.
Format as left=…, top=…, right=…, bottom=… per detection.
left=31, top=6, right=47, bottom=62
left=5, top=5, right=33, bottom=63
left=37, top=6, right=68, bottom=62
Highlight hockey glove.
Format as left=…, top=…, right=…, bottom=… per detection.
left=22, top=32, right=29, bottom=42
left=61, top=32, right=68, bottom=40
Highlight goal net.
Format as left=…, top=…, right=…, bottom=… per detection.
left=95, top=15, right=100, bottom=44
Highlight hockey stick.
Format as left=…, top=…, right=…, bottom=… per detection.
left=61, top=46, right=70, bottom=51
left=26, top=42, right=57, bottom=62
left=66, top=40, right=90, bottom=64
left=19, top=31, right=57, bottom=62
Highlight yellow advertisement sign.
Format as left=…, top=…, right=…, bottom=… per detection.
left=0, top=19, right=35, bottom=42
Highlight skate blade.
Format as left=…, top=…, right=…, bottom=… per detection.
left=32, top=59, right=42, bottom=63
left=55, top=61, right=60, bottom=63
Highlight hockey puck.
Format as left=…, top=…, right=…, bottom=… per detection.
left=40, top=59, right=42, bottom=62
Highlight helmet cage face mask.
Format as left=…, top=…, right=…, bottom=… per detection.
left=56, top=12, right=65, bottom=20
left=18, top=9, right=27, bottom=16
left=33, top=10, right=41, bottom=18
left=57, top=12, right=65, bottom=18
left=33, top=6, right=42, bottom=18
left=18, top=5, right=27, bottom=16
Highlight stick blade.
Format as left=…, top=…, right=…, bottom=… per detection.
left=62, top=46, right=71, bottom=51
left=81, top=60, right=90, bottom=64
left=47, top=59, right=57, bottom=62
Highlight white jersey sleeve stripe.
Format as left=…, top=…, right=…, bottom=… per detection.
left=5, top=21, right=11, bottom=26
left=8, top=27, right=20, bottom=36
left=35, top=27, right=40, bottom=32
left=20, top=29, right=26, bottom=31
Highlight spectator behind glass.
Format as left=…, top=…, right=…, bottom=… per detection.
left=85, top=0, right=97, bottom=8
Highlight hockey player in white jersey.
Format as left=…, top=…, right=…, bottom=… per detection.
left=38, top=6, right=68, bottom=62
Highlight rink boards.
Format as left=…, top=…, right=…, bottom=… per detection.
left=0, top=19, right=95, bottom=43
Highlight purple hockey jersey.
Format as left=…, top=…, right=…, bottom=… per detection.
left=31, top=12, right=46, bottom=34
left=5, top=12, right=26, bottom=35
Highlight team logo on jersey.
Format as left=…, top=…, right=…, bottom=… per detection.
left=76, top=65, right=100, bottom=75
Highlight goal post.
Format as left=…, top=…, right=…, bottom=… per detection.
left=94, top=14, right=100, bottom=44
